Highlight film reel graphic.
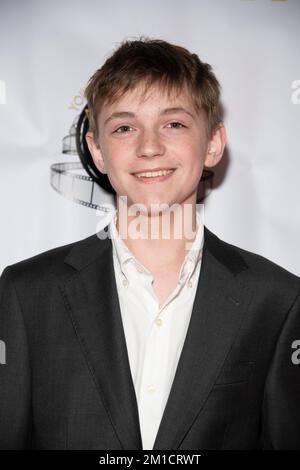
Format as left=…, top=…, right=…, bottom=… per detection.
left=50, top=105, right=214, bottom=211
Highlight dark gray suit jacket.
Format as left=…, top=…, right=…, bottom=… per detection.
left=0, top=226, right=300, bottom=449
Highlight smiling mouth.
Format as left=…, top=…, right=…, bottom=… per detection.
left=133, top=168, right=175, bottom=179
left=132, top=169, right=176, bottom=183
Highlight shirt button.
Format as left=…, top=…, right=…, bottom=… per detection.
left=187, top=280, right=193, bottom=288
left=122, top=279, right=129, bottom=288
left=147, top=385, right=156, bottom=393
left=155, top=318, right=162, bottom=326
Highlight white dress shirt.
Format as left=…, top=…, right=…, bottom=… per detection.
left=107, top=206, right=204, bottom=450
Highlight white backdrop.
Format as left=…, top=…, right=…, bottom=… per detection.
left=0, top=0, right=299, bottom=275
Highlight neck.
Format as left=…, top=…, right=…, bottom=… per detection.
left=114, top=198, right=198, bottom=270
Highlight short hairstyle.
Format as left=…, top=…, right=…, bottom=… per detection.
left=84, top=37, right=222, bottom=139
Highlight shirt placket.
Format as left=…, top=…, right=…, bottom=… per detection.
left=138, top=300, right=171, bottom=449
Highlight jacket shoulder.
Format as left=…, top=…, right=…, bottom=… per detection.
left=204, top=226, right=300, bottom=289
left=1, top=233, right=101, bottom=284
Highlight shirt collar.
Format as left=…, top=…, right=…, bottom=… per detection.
left=108, top=209, right=137, bottom=277
left=177, top=207, right=204, bottom=283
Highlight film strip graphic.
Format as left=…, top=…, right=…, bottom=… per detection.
left=50, top=111, right=214, bottom=211
left=50, top=113, right=113, bottom=212
left=50, top=162, right=112, bottom=212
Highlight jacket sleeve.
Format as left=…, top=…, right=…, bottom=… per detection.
left=0, top=266, right=32, bottom=449
left=260, top=285, right=300, bottom=449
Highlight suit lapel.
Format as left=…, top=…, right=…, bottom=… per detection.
left=59, top=234, right=143, bottom=450
left=60, top=226, right=253, bottom=450
left=152, top=228, right=253, bottom=449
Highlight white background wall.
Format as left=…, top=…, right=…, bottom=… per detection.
left=0, top=0, right=299, bottom=275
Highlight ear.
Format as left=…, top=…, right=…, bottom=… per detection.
left=85, top=131, right=107, bottom=174
left=204, top=123, right=226, bottom=168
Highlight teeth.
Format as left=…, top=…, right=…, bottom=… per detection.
left=135, top=169, right=175, bottom=178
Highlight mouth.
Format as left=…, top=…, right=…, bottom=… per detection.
left=131, top=168, right=176, bottom=184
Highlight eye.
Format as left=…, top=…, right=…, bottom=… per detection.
left=166, top=122, right=186, bottom=129
left=113, top=125, right=134, bottom=133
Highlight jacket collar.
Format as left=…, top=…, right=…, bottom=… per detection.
left=64, top=225, right=248, bottom=276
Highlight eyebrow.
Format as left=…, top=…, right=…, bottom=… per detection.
left=104, top=107, right=196, bottom=126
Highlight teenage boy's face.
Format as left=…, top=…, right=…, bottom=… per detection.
left=87, top=83, right=225, bottom=213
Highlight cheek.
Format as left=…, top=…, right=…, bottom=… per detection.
left=106, top=138, right=133, bottom=162
left=181, top=142, right=206, bottom=185
left=182, top=141, right=204, bottom=168
left=101, top=145, right=124, bottom=174
left=105, top=153, right=131, bottom=190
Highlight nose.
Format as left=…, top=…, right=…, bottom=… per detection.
left=136, top=128, right=165, bottom=159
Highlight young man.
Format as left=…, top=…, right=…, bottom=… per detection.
left=0, top=38, right=299, bottom=450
